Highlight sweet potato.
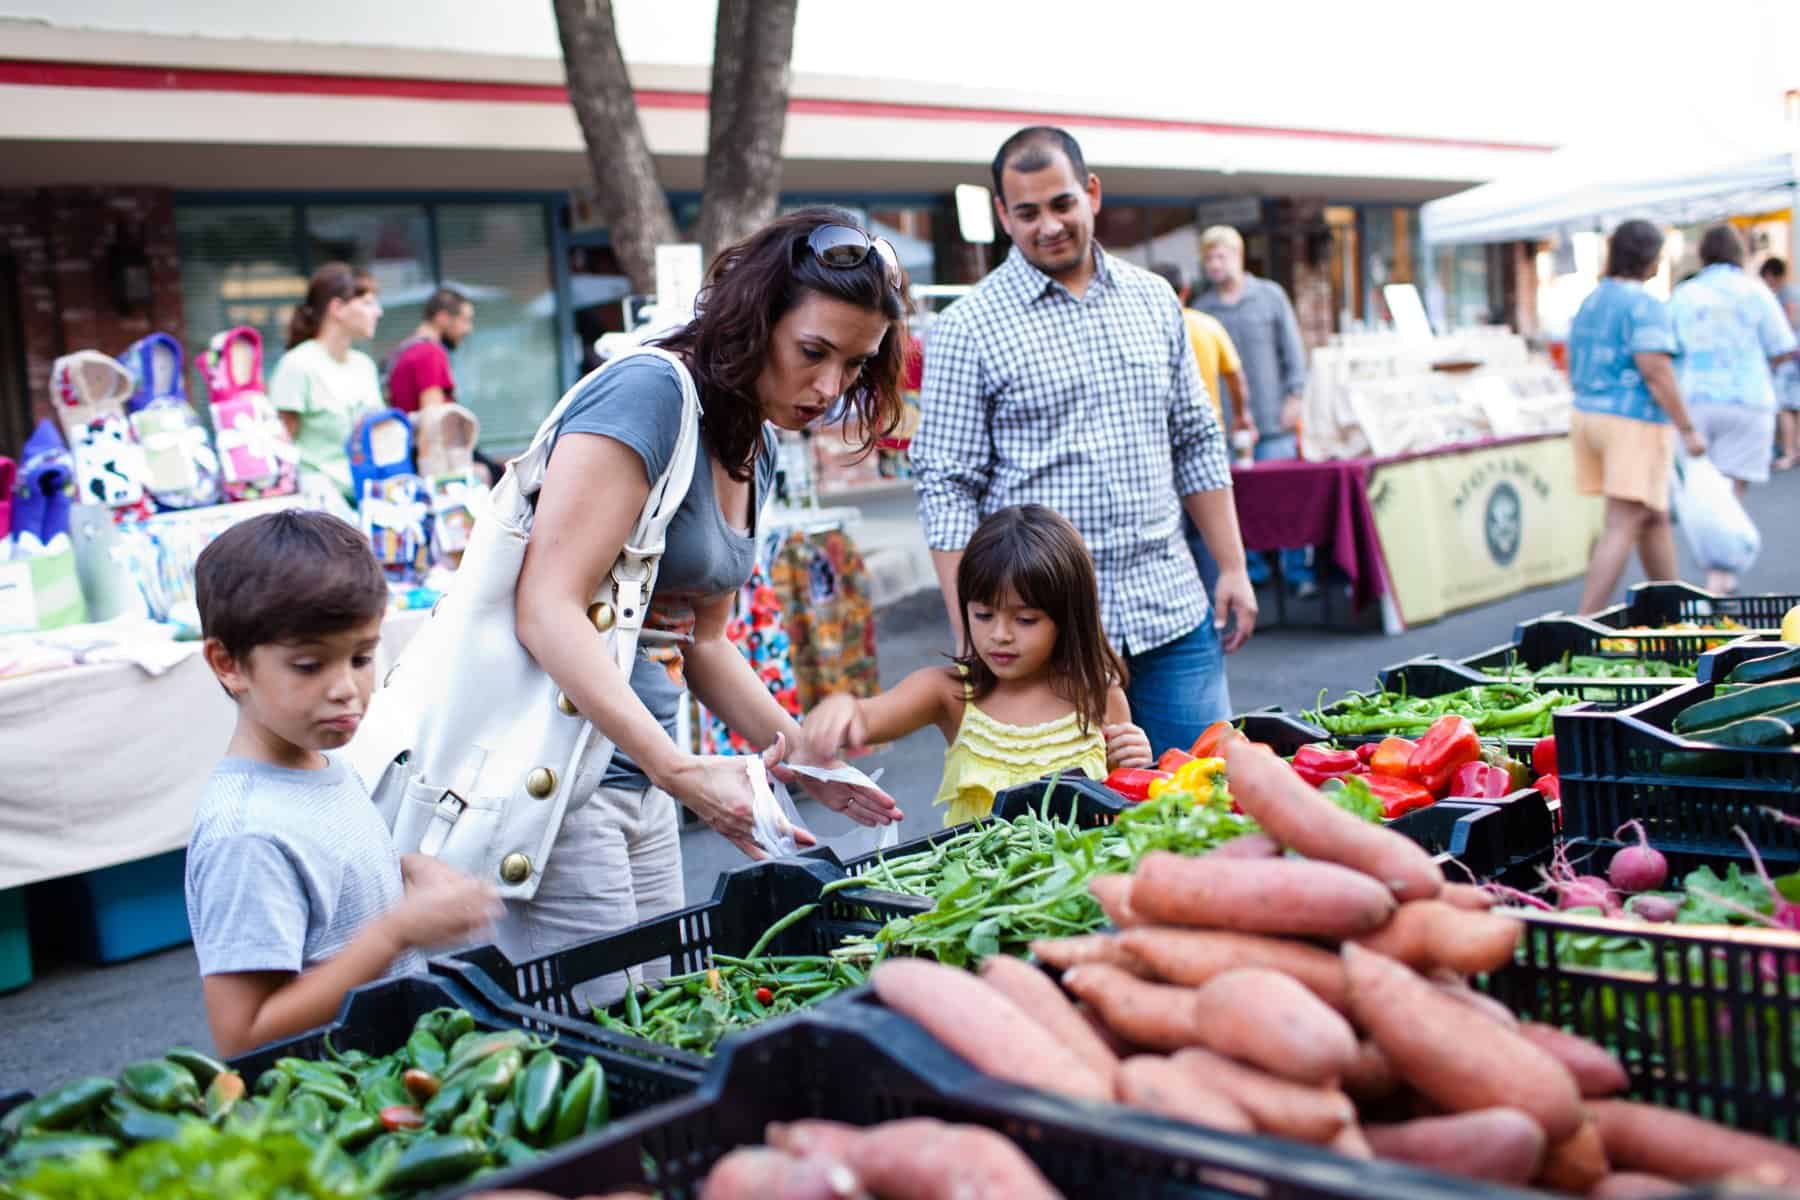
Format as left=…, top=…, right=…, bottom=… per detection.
left=1129, top=851, right=1396, bottom=938
left=1518, top=1023, right=1629, bottom=1098
left=1205, top=831, right=1284, bottom=859
left=766, top=1118, right=1062, bottom=1199
left=1342, top=944, right=1584, bottom=1143
left=1189, top=967, right=1359, bottom=1085
left=978, top=956, right=1118, bottom=1085
left=1353, top=900, right=1521, bottom=974
left=1028, top=933, right=1145, bottom=974
left=1117, top=927, right=1350, bottom=1010
left=870, top=960, right=1110, bottom=1101
left=698, top=1147, right=847, bottom=1200
left=1115, top=1056, right=1252, bottom=1133
left=1329, top=1123, right=1374, bottom=1160
left=1172, top=1048, right=1354, bottom=1143
left=1587, top=1173, right=1686, bottom=1199
left=1224, top=739, right=1443, bottom=899
left=1440, top=881, right=1498, bottom=910
left=1060, top=964, right=1205, bottom=1052
left=1428, top=971, right=1520, bottom=1028
left=1088, top=874, right=1141, bottom=928
left=1363, top=1108, right=1547, bottom=1185
left=1539, top=1122, right=1610, bottom=1195
left=1589, top=1099, right=1800, bottom=1184
left=1340, top=1040, right=1398, bottom=1102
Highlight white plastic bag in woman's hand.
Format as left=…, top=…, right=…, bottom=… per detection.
left=744, top=756, right=807, bottom=857
left=1671, top=452, right=1760, bottom=573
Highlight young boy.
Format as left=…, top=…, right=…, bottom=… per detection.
left=187, top=510, right=499, bottom=1055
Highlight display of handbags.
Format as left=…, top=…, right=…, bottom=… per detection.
left=199, top=327, right=298, bottom=501
left=50, top=351, right=149, bottom=513
left=414, top=403, right=483, bottom=563
left=122, top=333, right=220, bottom=511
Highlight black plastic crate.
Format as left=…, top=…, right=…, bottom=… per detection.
left=1480, top=840, right=1800, bottom=1139
left=451, top=1003, right=1548, bottom=1200
left=429, top=858, right=929, bottom=1081
left=1695, top=640, right=1797, bottom=686
left=1512, top=612, right=1762, bottom=668
left=1443, top=644, right=1694, bottom=709
left=1309, top=670, right=1542, bottom=764
left=1389, top=789, right=1556, bottom=885
left=1553, top=685, right=1800, bottom=861
left=1621, top=581, right=1798, bottom=632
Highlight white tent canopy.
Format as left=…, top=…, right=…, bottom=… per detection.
left=1422, top=109, right=1800, bottom=247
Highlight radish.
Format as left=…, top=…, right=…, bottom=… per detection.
left=1607, top=820, right=1669, bottom=894
left=1627, top=894, right=1681, bottom=923
left=1558, top=876, right=1618, bottom=912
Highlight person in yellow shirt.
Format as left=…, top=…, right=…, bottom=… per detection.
left=1153, top=263, right=1254, bottom=443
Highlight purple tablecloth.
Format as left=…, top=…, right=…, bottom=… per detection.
left=1231, top=457, right=1387, bottom=612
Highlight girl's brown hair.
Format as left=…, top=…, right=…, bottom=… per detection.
left=655, top=206, right=909, bottom=481
left=287, top=261, right=376, bottom=349
left=954, top=505, right=1126, bottom=734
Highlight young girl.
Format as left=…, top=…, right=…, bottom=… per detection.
left=803, top=505, right=1153, bottom=824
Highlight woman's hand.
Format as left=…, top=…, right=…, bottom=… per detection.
left=667, top=736, right=820, bottom=860
left=769, top=730, right=905, bottom=828
left=1102, top=722, right=1154, bottom=770
left=799, top=693, right=868, bottom=762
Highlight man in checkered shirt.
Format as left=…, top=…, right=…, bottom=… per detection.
left=912, top=126, right=1258, bottom=753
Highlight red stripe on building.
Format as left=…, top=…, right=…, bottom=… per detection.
left=0, top=59, right=1555, bottom=154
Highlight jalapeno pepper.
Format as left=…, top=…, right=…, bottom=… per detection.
left=287, top=1092, right=332, bottom=1136
left=450, top=1093, right=489, bottom=1139
left=465, top=1046, right=524, bottom=1101
left=118, top=1059, right=201, bottom=1113
left=406, top=1030, right=447, bottom=1076
left=1102, top=767, right=1171, bottom=802
left=163, top=1048, right=227, bottom=1090
left=422, top=1078, right=469, bottom=1129
left=1407, top=714, right=1482, bottom=794
left=363, top=1076, right=411, bottom=1116
left=496, top=1135, right=538, bottom=1168
left=1361, top=773, right=1436, bottom=818
left=1448, top=760, right=1512, bottom=800
left=513, top=1050, right=562, bottom=1139
left=490, top=1098, right=519, bottom=1141
left=377, top=1133, right=490, bottom=1190
left=100, top=1098, right=190, bottom=1144
left=583, top=1063, right=610, bottom=1132
left=551, top=1059, right=599, bottom=1146
left=3, top=1132, right=119, bottom=1167
left=8, top=1077, right=115, bottom=1133
left=330, top=1105, right=382, bottom=1150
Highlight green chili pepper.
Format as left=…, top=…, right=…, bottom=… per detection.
left=309, top=1140, right=363, bottom=1192
left=295, top=1078, right=356, bottom=1111
left=550, top=1059, right=598, bottom=1146
left=463, top=1047, right=524, bottom=1102
left=445, top=1030, right=531, bottom=1081
left=439, top=1008, right=477, bottom=1044
left=446, top=1030, right=485, bottom=1063
left=101, top=1098, right=190, bottom=1145
left=162, top=1048, right=227, bottom=1089
left=496, top=1135, right=537, bottom=1167
left=513, top=1051, right=562, bottom=1138
left=450, top=1093, right=489, bottom=1139
left=624, top=985, right=644, bottom=1026
left=422, top=1079, right=469, bottom=1130
left=9, top=1077, right=115, bottom=1133
left=490, top=1098, right=518, bottom=1141
left=118, top=1060, right=200, bottom=1113
left=377, top=1133, right=490, bottom=1190
left=583, top=1063, right=609, bottom=1132
left=362, top=1076, right=411, bottom=1115
left=3, top=1131, right=119, bottom=1167
left=285, top=1092, right=331, bottom=1137
left=330, top=1105, right=381, bottom=1150
left=406, top=1029, right=447, bottom=1075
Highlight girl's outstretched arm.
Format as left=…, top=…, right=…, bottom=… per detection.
left=802, top=667, right=960, bottom=762
left=1102, top=685, right=1154, bottom=769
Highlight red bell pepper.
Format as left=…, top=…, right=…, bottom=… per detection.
left=1532, top=735, right=1558, bottom=779
left=1369, top=736, right=1417, bottom=778
left=1292, top=743, right=1361, bottom=787
left=1448, top=761, right=1512, bottom=799
left=1363, top=773, right=1436, bottom=819
left=1407, top=714, right=1482, bottom=795
left=1157, top=747, right=1195, bottom=773
left=1533, top=773, right=1561, bottom=802
left=1355, top=742, right=1379, bottom=763
left=1104, top=767, right=1171, bottom=803
left=1190, top=720, right=1242, bottom=760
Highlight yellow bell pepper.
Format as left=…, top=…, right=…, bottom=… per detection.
left=1146, top=756, right=1225, bottom=800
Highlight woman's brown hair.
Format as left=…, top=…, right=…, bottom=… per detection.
left=953, top=505, right=1126, bottom=734
left=656, top=207, right=909, bottom=481
left=287, top=261, right=376, bottom=349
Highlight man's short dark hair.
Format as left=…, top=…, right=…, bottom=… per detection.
left=1151, top=263, right=1187, bottom=294
left=991, top=126, right=1088, bottom=203
left=1605, top=219, right=1665, bottom=280
left=424, top=286, right=471, bottom=320
left=196, top=511, right=388, bottom=662
left=1698, top=225, right=1746, bottom=268
left=1762, top=256, right=1787, bottom=280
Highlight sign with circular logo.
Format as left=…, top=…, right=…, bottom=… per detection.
left=1484, top=481, right=1522, bottom=566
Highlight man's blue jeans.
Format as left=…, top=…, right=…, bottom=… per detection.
left=1246, top=432, right=1315, bottom=588
left=1124, top=620, right=1232, bottom=758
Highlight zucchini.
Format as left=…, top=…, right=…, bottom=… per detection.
left=1724, top=645, right=1800, bottom=686
left=1670, top=679, right=1800, bottom=735
left=1662, top=712, right=1800, bottom=774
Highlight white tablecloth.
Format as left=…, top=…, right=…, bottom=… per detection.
left=0, top=609, right=428, bottom=889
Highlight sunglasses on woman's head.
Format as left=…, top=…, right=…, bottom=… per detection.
left=802, top=224, right=903, bottom=293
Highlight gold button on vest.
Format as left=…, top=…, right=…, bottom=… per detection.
left=525, top=767, right=557, bottom=798
left=586, top=601, right=616, bottom=632
left=499, top=853, right=531, bottom=885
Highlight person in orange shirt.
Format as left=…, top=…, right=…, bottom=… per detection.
left=1153, top=263, right=1254, bottom=444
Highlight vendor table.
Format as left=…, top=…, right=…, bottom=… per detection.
left=1231, top=433, right=1601, bottom=634
left=0, top=608, right=427, bottom=889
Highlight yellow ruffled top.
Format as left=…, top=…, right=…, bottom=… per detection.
left=934, top=700, right=1108, bottom=826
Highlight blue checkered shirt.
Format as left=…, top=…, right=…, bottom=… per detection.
left=913, top=245, right=1232, bottom=655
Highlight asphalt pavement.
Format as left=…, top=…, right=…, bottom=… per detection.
left=3, top=469, right=1797, bottom=1092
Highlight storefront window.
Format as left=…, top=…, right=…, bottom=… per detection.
left=175, top=205, right=302, bottom=396
left=436, top=203, right=557, bottom=449
left=304, top=205, right=432, bottom=375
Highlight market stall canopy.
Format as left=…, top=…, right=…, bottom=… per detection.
left=1421, top=109, right=1800, bottom=247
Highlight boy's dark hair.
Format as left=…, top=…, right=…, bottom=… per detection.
left=1605, top=220, right=1665, bottom=280
left=1698, top=224, right=1746, bottom=268
left=1761, top=256, right=1787, bottom=281
left=954, top=504, right=1126, bottom=735
left=424, top=286, right=471, bottom=320
left=196, top=510, right=388, bottom=662
left=1151, top=262, right=1187, bottom=295
left=991, top=126, right=1088, bottom=203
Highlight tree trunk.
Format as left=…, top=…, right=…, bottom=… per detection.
left=692, top=0, right=798, bottom=259
left=553, top=0, right=677, bottom=293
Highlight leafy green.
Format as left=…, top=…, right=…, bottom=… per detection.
left=0, top=1122, right=359, bottom=1199
left=1320, top=774, right=1382, bottom=822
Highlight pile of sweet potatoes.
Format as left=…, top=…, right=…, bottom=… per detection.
left=870, top=742, right=1800, bottom=1199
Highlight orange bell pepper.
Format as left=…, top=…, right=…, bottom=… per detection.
left=1369, top=736, right=1416, bottom=778
left=1190, top=721, right=1242, bottom=760
left=1157, top=748, right=1196, bottom=773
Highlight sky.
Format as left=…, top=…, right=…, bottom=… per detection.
left=5, top=0, right=1798, bottom=148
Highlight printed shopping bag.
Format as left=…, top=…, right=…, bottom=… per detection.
left=50, top=351, right=148, bottom=511
left=123, top=333, right=219, bottom=509
left=348, top=409, right=415, bottom=500
left=360, top=473, right=431, bottom=582
left=199, top=327, right=297, bottom=500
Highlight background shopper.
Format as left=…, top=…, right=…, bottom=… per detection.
left=271, top=262, right=385, bottom=503
left=1758, top=256, right=1800, bottom=470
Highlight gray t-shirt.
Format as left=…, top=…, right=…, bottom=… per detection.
left=1194, top=276, right=1308, bottom=438
left=185, top=756, right=424, bottom=978
left=549, top=354, right=777, bottom=785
